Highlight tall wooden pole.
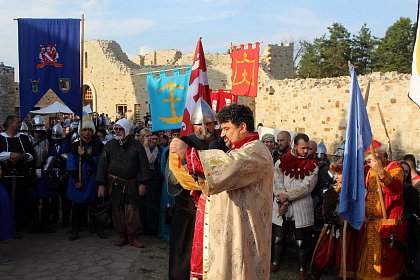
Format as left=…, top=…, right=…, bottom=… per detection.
left=78, top=14, right=85, bottom=183
left=369, top=141, right=388, bottom=220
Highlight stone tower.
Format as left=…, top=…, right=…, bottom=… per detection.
left=261, top=43, right=294, bottom=80
left=0, top=62, right=17, bottom=122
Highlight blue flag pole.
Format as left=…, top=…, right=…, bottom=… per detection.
left=339, top=65, right=373, bottom=230
left=78, top=14, right=85, bottom=183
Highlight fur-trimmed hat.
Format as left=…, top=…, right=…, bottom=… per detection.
left=82, top=116, right=95, bottom=134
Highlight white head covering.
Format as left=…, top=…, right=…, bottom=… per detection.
left=115, top=118, right=131, bottom=136
left=82, top=116, right=96, bottom=134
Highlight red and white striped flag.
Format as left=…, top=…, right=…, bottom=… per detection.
left=180, top=37, right=211, bottom=136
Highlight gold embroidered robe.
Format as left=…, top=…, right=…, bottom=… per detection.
left=198, top=140, right=273, bottom=280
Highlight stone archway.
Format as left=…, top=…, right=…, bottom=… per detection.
left=83, top=82, right=97, bottom=112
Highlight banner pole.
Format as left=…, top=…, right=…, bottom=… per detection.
left=78, top=14, right=85, bottom=183
left=342, top=220, right=347, bottom=280
left=369, top=140, right=388, bottom=220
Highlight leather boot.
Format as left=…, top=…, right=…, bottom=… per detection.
left=270, top=263, right=280, bottom=273
left=297, top=246, right=307, bottom=279
left=115, top=232, right=128, bottom=246
left=97, top=228, right=107, bottom=239
left=68, top=231, right=79, bottom=241
left=271, top=224, right=283, bottom=273
left=128, top=235, right=145, bottom=248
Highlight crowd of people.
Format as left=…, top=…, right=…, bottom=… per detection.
left=0, top=100, right=419, bottom=280
left=0, top=113, right=179, bottom=260
left=260, top=132, right=420, bottom=280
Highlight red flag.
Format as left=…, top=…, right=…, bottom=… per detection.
left=180, top=37, right=211, bottom=136
left=230, top=42, right=260, bottom=97
left=210, top=89, right=237, bottom=112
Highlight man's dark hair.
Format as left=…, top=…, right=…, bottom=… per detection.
left=278, top=130, right=291, bottom=141
left=97, top=128, right=107, bottom=136
left=293, top=133, right=309, bottom=145
left=216, top=104, right=254, bottom=132
left=403, top=154, right=416, bottom=165
left=3, top=115, right=19, bottom=129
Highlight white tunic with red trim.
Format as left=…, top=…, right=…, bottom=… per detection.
left=273, top=150, right=318, bottom=228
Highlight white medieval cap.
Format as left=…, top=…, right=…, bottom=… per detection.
left=115, top=118, right=131, bottom=136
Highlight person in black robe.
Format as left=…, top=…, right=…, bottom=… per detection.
left=96, top=118, right=152, bottom=248
left=0, top=115, right=35, bottom=231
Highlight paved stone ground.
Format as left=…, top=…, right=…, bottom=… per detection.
left=0, top=228, right=336, bottom=280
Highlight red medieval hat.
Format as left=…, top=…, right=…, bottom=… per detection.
left=365, top=139, right=381, bottom=153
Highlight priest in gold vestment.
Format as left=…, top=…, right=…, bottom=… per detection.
left=196, top=104, right=274, bottom=280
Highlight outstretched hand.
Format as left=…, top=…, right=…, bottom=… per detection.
left=170, top=138, right=188, bottom=160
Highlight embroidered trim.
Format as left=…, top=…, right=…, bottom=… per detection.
left=191, top=147, right=196, bottom=176
left=278, top=151, right=317, bottom=179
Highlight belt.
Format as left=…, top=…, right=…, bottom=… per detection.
left=108, top=173, right=136, bottom=184
left=364, top=217, right=401, bottom=226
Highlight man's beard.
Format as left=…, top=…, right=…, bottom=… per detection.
left=114, top=134, right=124, bottom=141
left=195, top=130, right=213, bottom=141
left=279, top=146, right=289, bottom=153
left=294, top=148, right=308, bottom=158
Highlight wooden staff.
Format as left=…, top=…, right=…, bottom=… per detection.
left=369, top=140, right=388, bottom=220
left=134, top=66, right=190, bottom=76
left=377, top=103, right=393, bottom=160
left=342, top=220, right=348, bottom=280
left=78, top=14, right=85, bottom=183
left=363, top=80, right=371, bottom=104
left=359, top=74, right=387, bottom=219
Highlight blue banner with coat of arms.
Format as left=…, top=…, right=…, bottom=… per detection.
left=147, top=67, right=191, bottom=132
left=18, top=18, right=81, bottom=118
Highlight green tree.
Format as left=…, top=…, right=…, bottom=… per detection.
left=320, top=23, right=352, bottom=77
left=371, top=17, right=415, bottom=73
left=351, top=23, right=378, bottom=75
left=298, top=23, right=351, bottom=78
left=297, top=39, right=322, bottom=78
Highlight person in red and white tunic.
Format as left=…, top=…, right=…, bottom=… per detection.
left=273, top=133, right=318, bottom=279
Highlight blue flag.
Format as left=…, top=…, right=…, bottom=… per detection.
left=18, top=18, right=81, bottom=118
left=147, top=68, right=191, bottom=132
left=339, top=66, right=373, bottom=230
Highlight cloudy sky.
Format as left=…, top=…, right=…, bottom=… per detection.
left=0, top=0, right=417, bottom=79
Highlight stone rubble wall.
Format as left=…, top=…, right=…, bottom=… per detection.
left=1, top=40, right=418, bottom=158
left=0, top=63, right=17, bottom=122
left=136, top=49, right=182, bottom=66
left=255, top=71, right=419, bottom=158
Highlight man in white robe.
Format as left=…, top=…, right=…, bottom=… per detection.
left=197, top=104, right=273, bottom=280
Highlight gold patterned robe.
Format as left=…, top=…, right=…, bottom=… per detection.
left=198, top=138, right=273, bottom=280
left=356, top=161, right=406, bottom=280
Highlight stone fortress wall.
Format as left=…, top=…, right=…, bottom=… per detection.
left=0, top=39, right=418, bottom=158
left=0, top=63, right=18, bottom=123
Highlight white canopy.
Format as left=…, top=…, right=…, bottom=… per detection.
left=83, top=104, right=92, bottom=114
left=30, top=101, right=74, bottom=114
left=30, top=101, right=93, bottom=115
